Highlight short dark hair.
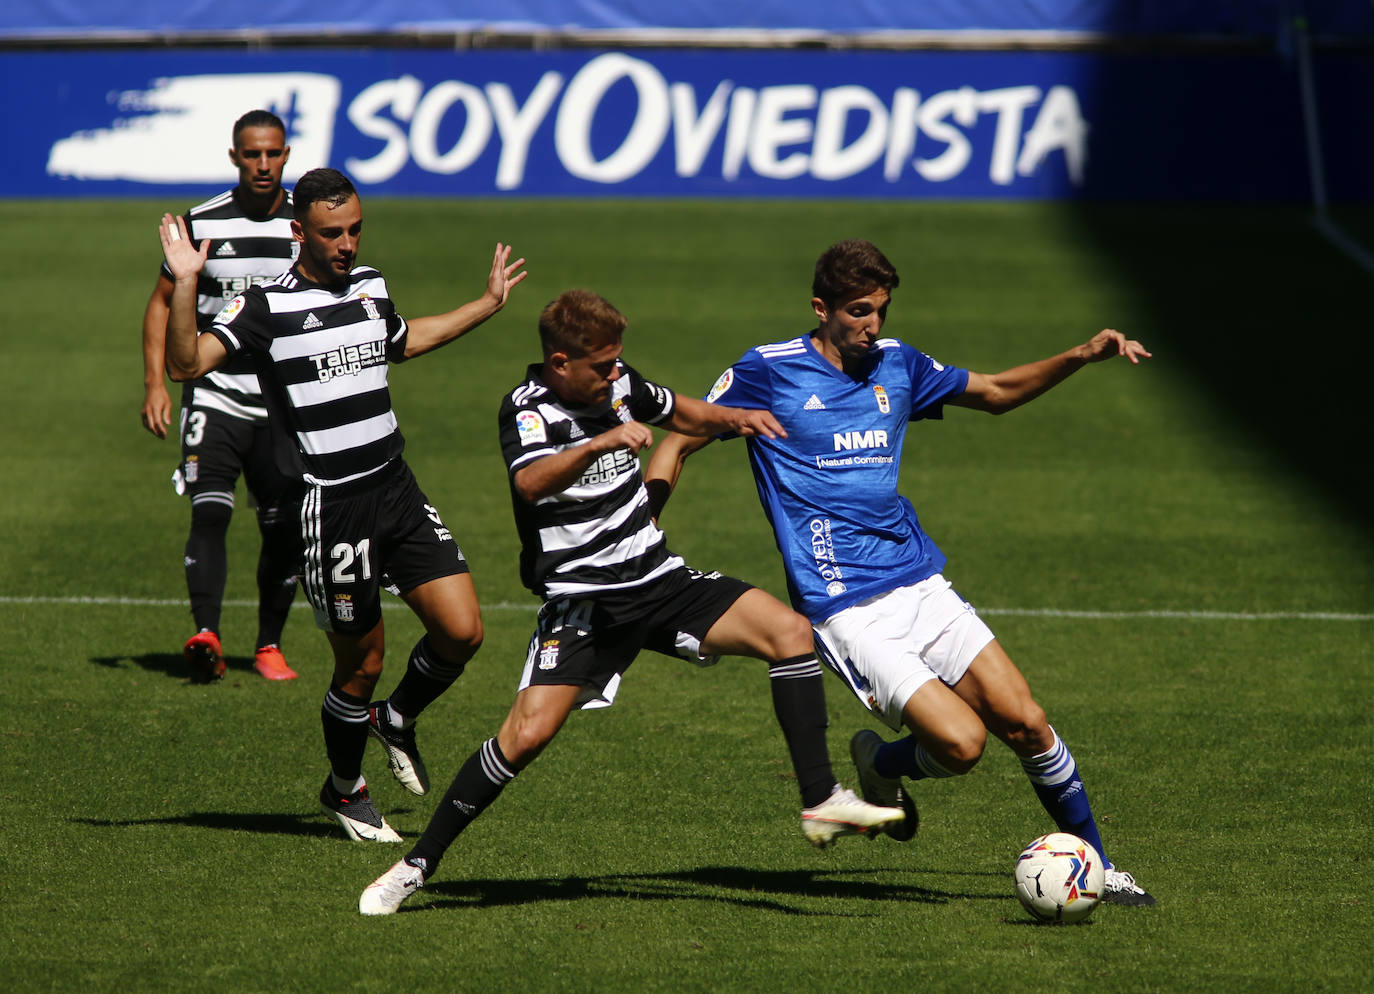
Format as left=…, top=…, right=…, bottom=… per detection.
left=232, top=109, right=287, bottom=145
left=538, top=290, right=627, bottom=358
left=292, top=168, right=357, bottom=221
left=812, top=239, right=900, bottom=308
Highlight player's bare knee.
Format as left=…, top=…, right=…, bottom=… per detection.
left=995, top=702, right=1051, bottom=754
left=500, top=717, right=558, bottom=770
left=430, top=623, right=483, bottom=665
left=774, top=610, right=815, bottom=659
left=943, top=726, right=987, bottom=773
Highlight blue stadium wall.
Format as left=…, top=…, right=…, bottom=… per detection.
left=4, top=2, right=1372, bottom=200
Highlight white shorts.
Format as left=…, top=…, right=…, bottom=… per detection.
left=812, top=574, right=995, bottom=732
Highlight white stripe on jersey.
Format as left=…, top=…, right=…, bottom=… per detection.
left=553, top=520, right=666, bottom=575
left=298, top=410, right=399, bottom=457
left=191, top=381, right=267, bottom=421
left=538, top=480, right=645, bottom=552
left=263, top=268, right=387, bottom=314
left=756, top=337, right=808, bottom=357
left=536, top=453, right=640, bottom=506
left=545, top=555, right=683, bottom=599
left=268, top=320, right=389, bottom=361
left=191, top=215, right=292, bottom=240
left=288, top=365, right=390, bottom=411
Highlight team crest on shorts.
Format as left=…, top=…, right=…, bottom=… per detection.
left=538, top=638, right=560, bottom=670
left=333, top=593, right=355, bottom=623
left=184, top=455, right=199, bottom=483
left=873, top=385, right=890, bottom=413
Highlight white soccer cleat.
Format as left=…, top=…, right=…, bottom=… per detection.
left=849, top=730, right=919, bottom=842
left=1102, top=867, right=1156, bottom=906
left=359, top=859, right=425, bottom=916
left=801, top=785, right=905, bottom=848
left=319, top=779, right=403, bottom=843
left=367, top=703, right=430, bottom=796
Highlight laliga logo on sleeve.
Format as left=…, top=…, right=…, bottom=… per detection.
left=516, top=411, right=546, bottom=445
left=705, top=368, right=733, bottom=403
left=215, top=294, right=246, bottom=324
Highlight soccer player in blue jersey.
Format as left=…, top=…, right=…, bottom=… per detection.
left=646, top=239, right=1156, bottom=906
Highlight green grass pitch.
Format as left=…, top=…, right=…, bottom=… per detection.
left=0, top=198, right=1370, bottom=993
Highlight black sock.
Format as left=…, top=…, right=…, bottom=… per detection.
left=406, top=738, right=516, bottom=875
left=185, top=498, right=231, bottom=635
left=387, top=636, right=466, bottom=723
left=768, top=654, right=836, bottom=809
left=321, top=684, right=370, bottom=783
left=254, top=501, right=300, bottom=649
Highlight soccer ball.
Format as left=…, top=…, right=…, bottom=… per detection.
left=1013, top=832, right=1105, bottom=924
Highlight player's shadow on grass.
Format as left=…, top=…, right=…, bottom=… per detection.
left=69, top=807, right=415, bottom=839
left=89, top=651, right=261, bottom=682
left=420, top=864, right=1005, bottom=916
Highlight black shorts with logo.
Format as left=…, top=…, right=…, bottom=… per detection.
left=518, top=565, right=753, bottom=709
left=301, top=458, right=469, bottom=635
left=177, top=403, right=299, bottom=511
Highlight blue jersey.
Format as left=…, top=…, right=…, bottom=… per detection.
left=705, top=333, right=969, bottom=622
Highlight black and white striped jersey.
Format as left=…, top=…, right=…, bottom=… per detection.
left=161, top=189, right=298, bottom=421
left=499, top=361, right=681, bottom=599
left=207, top=264, right=410, bottom=487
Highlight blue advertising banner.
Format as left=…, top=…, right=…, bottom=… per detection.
left=5, top=0, right=1372, bottom=40
left=4, top=47, right=1369, bottom=200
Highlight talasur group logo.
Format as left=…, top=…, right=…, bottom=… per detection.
left=46, top=73, right=340, bottom=183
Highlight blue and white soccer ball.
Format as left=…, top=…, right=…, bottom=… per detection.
left=1013, top=832, right=1105, bottom=923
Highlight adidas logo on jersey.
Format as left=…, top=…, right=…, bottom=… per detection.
left=215, top=241, right=236, bottom=257
left=302, top=312, right=324, bottom=330
left=803, top=394, right=826, bottom=410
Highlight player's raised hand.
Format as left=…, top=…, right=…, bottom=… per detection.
left=1083, top=328, right=1151, bottom=365
left=729, top=408, right=788, bottom=440
left=158, top=213, right=208, bottom=280
left=486, top=243, right=528, bottom=308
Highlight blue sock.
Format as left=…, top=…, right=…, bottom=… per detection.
left=875, top=735, right=958, bottom=781
left=1020, top=728, right=1110, bottom=868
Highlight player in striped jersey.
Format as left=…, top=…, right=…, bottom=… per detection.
left=357, top=289, right=904, bottom=915
left=140, top=109, right=301, bottom=682
left=646, top=239, right=1156, bottom=906
left=158, top=168, right=528, bottom=843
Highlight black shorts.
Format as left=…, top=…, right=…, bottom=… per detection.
left=301, top=459, right=469, bottom=635
left=518, top=565, right=753, bottom=709
left=176, top=402, right=299, bottom=512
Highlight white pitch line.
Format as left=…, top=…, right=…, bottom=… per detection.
left=0, top=595, right=1369, bottom=622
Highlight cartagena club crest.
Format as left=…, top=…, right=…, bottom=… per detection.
left=538, top=639, right=560, bottom=670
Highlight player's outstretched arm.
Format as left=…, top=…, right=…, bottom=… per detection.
left=513, top=422, right=654, bottom=503
left=158, top=213, right=227, bottom=382
left=949, top=328, right=1151, bottom=415
left=140, top=274, right=176, bottom=438
left=643, top=430, right=712, bottom=521
left=404, top=243, right=528, bottom=358
left=666, top=395, right=786, bottom=440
